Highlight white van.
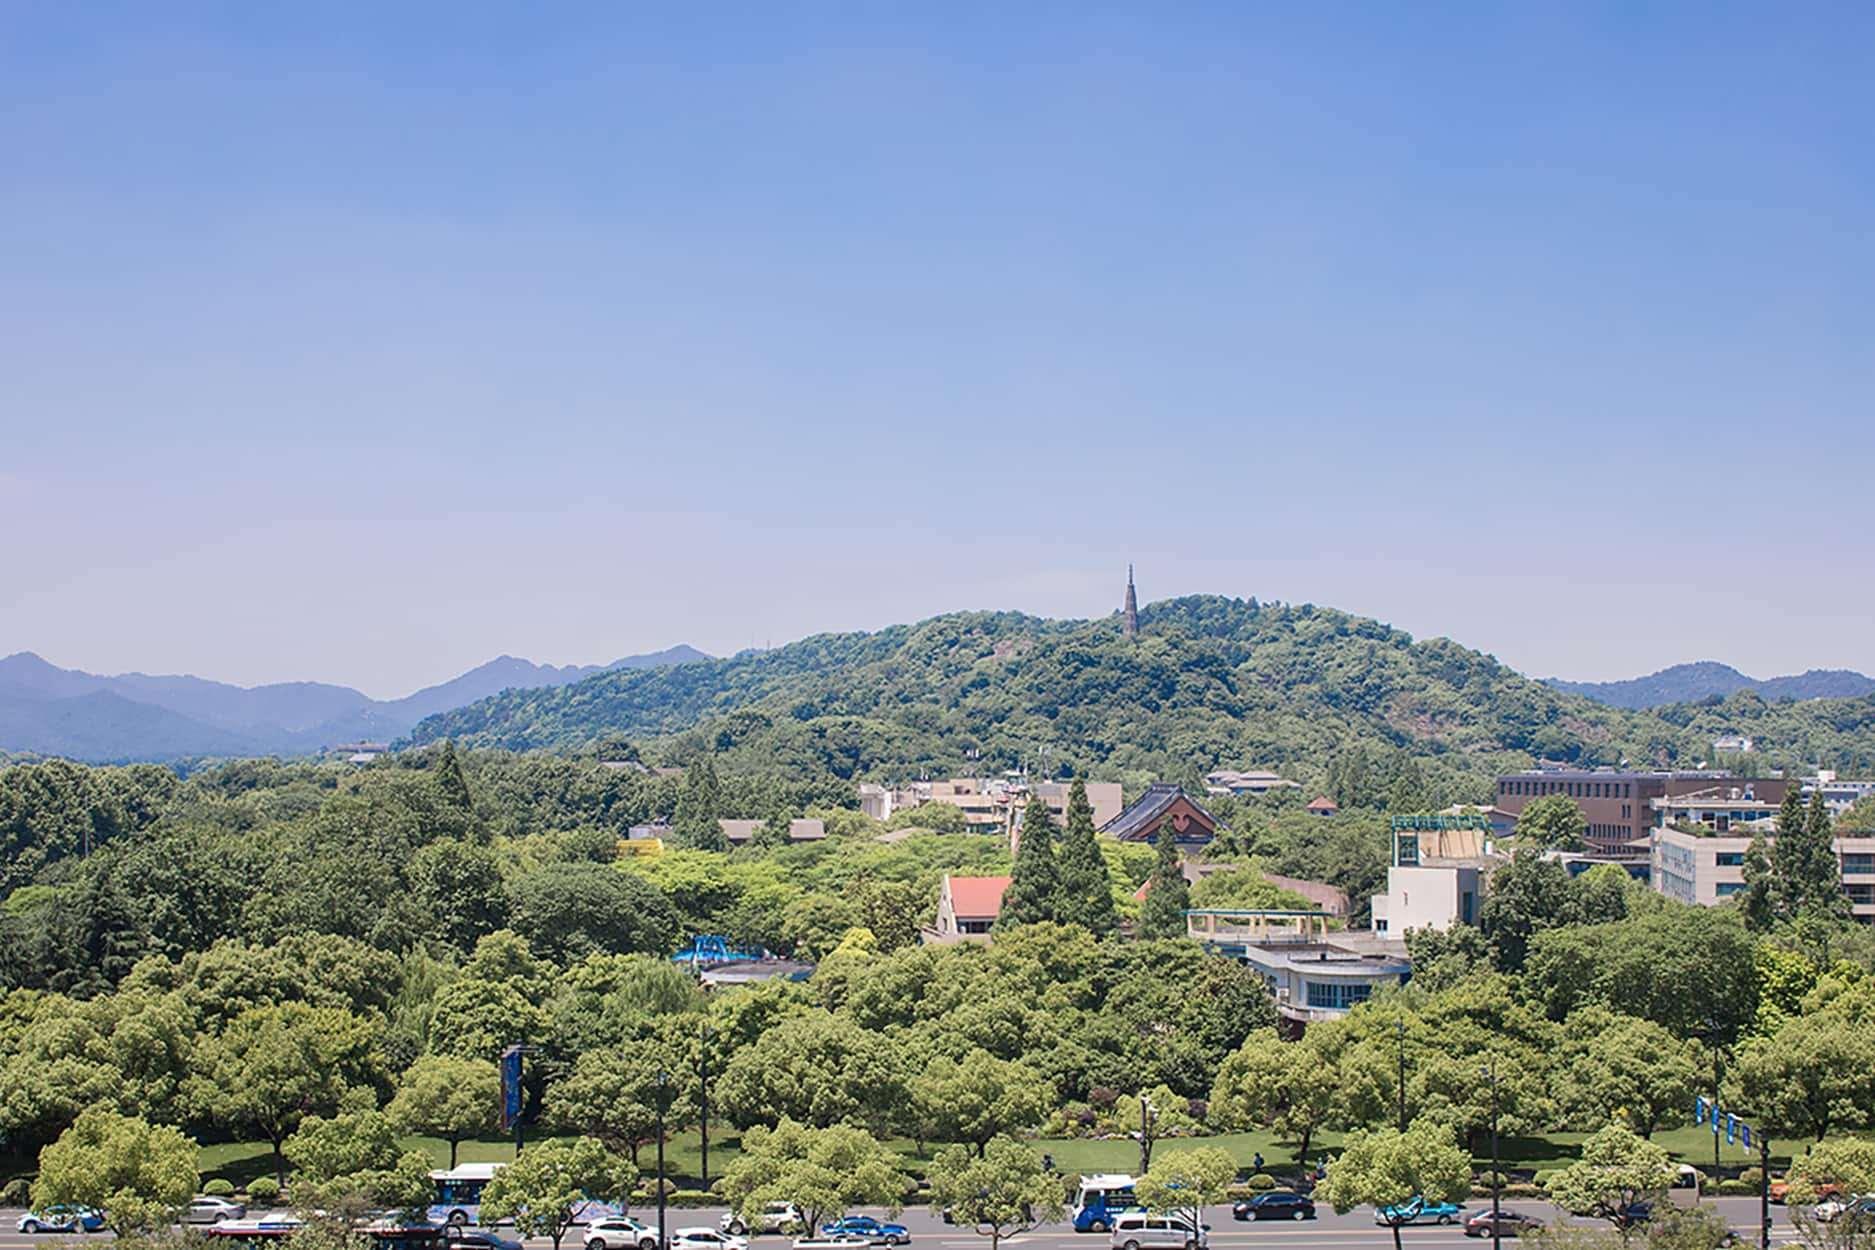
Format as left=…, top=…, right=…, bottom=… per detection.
left=1110, top=1214, right=1206, bottom=1250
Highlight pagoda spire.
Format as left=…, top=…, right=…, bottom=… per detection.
left=1123, top=565, right=1138, bottom=636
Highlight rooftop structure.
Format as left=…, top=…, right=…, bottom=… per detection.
left=1204, top=769, right=1302, bottom=797
left=859, top=776, right=1122, bottom=834
left=1306, top=796, right=1339, bottom=816
left=718, top=817, right=827, bottom=845
left=1101, top=783, right=1224, bottom=846
left=1186, top=909, right=1411, bottom=1028
left=927, top=874, right=1013, bottom=944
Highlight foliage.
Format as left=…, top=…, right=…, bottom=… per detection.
left=1209, top=1025, right=1340, bottom=1164
left=282, top=1110, right=432, bottom=1214
left=1137, top=820, right=1189, bottom=940
left=1315, top=1121, right=1470, bottom=1250
left=1786, top=1139, right=1875, bottom=1204
left=717, top=1119, right=907, bottom=1235
left=1554, top=1008, right=1699, bottom=1137
left=1056, top=780, right=1119, bottom=936
left=385, top=1056, right=502, bottom=1169
left=910, top=1049, right=1051, bottom=1154
left=32, top=1108, right=198, bottom=1234
left=1546, top=1124, right=1675, bottom=1241
left=1137, top=1146, right=1239, bottom=1237
left=1516, top=796, right=1588, bottom=851
left=479, top=1136, right=637, bottom=1250
left=925, top=1138, right=1065, bottom=1250
left=999, top=795, right=1061, bottom=929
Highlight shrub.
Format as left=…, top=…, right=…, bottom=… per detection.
left=1, top=1178, right=30, bottom=1206
left=1247, top=1174, right=1277, bottom=1191
left=246, top=1177, right=281, bottom=1204
left=203, top=1179, right=235, bottom=1198
left=1503, top=1184, right=1542, bottom=1199
left=1716, top=1180, right=1755, bottom=1197
left=668, top=1190, right=717, bottom=1207
left=1740, top=1168, right=1764, bottom=1188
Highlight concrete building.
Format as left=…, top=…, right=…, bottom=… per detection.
left=717, top=817, right=827, bottom=846
left=859, top=777, right=1122, bottom=835
left=1495, top=768, right=1794, bottom=859
left=928, top=874, right=1011, bottom=943
left=1650, top=787, right=1781, bottom=834
left=1651, top=825, right=1875, bottom=921
left=1186, top=909, right=1411, bottom=1029
left=1807, top=772, right=1875, bottom=816
left=1368, top=817, right=1498, bottom=936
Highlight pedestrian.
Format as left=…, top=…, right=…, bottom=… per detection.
left=1253, top=1151, right=1264, bottom=1174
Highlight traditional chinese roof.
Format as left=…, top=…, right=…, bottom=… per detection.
left=1307, top=796, right=1340, bottom=813
left=946, top=874, right=1013, bottom=920
left=1099, top=782, right=1223, bottom=841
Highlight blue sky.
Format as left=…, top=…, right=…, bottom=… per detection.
left=2, top=4, right=1869, bottom=697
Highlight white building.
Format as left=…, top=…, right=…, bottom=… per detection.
left=1807, top=772, right=1875, bottom=816
left=1186, top=909, right=1410, bottom=1027
left=1204, top=769, right=1302, bottom=797
left=1370, top=864, right=1484, bottom=935
left=1651, top=825, right=1875, bottom=921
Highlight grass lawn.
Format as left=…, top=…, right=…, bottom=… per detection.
left=184, top=1122, right=1785, bottom=1193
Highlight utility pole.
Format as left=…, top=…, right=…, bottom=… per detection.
left=698, top=1024, right=712, bottom=1189
left=1759, top=1133, right=1772, bottom=1250
left=654, top=1069, right=671, bottom=1250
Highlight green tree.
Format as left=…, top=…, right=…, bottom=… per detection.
left=1136, top=820, right=1189, bottom=940
left=479, top=1136, right=636, bottom=1250
left=1737, top=835, right=1777, bottom=933
left=32, top=1109, right=198, bottom=1235
left=386, top=1056, right=502, bottom=1169
left=717, top=1011, right=902, bottom=1131
left=1516, top=795, right=1588, bottom=851
left=1055, top=780, right=1118, bottom=936
left=1209, top=1025, right=1340, bottom=1164
left=1786, top=1138, right=1875, bottom=1204
left=547, top=1041, right=697, bottom=1168
left=433, top=742, right=476, bottom=813
left=1555, top=1008, right=1699, bottom=1138
left=925, top=1137, right=1065, bottom=1250
left=507, top=862, right=681, bottom=963
left=1774, top=789, right=1843, bottom=920
left=1315, top=1121, right=1470, bottom=1250
left=193, top=1003, right=380, bottom=1184
left=1726, top=1013, right=1875, bottom=1141
left=408, top=840, right=509, bottom=953
left=1479, top=850, right=1577, bottom=972
left=1546, top=1123, right=1676, bottom=1244
left=1137, top=1146, right=1239, bottom=1241
left=1836, top=797, right=1875, bottom=835
left=909, top=1049, right=1050, bottom=1156
left=718, top=1119, right=906, bottom=1236
left=671, top=758, right=726, bottom=852
left=999, top=795, right=1062, bottom=928
left=755, top=786, right=794, bottom=850
left=283, top=1110, right=433, bottom=1215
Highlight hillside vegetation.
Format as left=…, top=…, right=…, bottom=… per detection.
left=410, top=596, right=1867, bottom=798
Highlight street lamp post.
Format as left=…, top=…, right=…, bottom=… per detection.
left=654, top=1069, right=671, bottom=1250
left=1138, top=1094, right=1157, bottom=1175
left=698, top=1024, right=712, bottom=1189
left=1703, top=1021, right=1725, bottom=1174
left=1395, top=1018, right=1408, bottom=1133
left=1481, top=1064, right=1501, bottom=1250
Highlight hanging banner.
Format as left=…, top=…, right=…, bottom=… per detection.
left=499, top=1044, right=524, bottom=1130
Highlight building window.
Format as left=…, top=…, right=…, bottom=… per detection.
left=1306, top=981, right=1374, bottom=1011
left=958, top=919, right=992, bottom=934
left=1716, top=883, right=1744, bottom=898
left=1716, top=852, right=1745, bottom=867
left=1844, top=854, right=1875, bottom=874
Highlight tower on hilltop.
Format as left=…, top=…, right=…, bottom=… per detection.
left=1123, top=565, right=1138, bottom=636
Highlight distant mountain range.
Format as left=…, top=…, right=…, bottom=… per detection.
left=1546, top=661, right=1875, bottom=710
left=0, top=645, right=710, bottom=763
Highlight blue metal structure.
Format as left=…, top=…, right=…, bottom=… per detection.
left=671, top=934, right=761, bottom=966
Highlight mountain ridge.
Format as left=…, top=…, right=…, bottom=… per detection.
left=1545, top=661, right=1875, bottom=709
left=0, top=644, right=712, bottom=763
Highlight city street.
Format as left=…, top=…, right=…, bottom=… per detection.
left=0, top=1200, right=1804, bottom=1250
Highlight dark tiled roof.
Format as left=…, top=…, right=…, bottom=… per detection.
left=1100, top=783, right=1223, bottom=839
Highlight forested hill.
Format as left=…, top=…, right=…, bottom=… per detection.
left=1547, top=660, right=1875, bottom=709
left=411, top=596, right=1751, bottom=797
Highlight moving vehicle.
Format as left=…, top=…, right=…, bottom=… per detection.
left=17, top=1207, right=107, bottom=1235
left=446, top=1230, right=525, bottom=1250
left=202, top=1217, right=305, bottom=1247
left=791, top=1237, right=872, bottom=1250
left=1109, top=1213, right=1206, bottom=1250
left=1073, top=1175, right=1142, bottom=1234
left=819, top=1218, right=908, bottom=1246
left=1375, top=1198, right=1466, bottom=1226
left=1814, top=1196, right=1875, bottom=1227
left=187, top=1197, right=249, bottom=1225
left=1464, top=1211, right=1543, bottom=1239
left=724, top=1203, right=805, bottom=1236
left=671, top=1229, right=747, bottom=1250
left=430, top=1164, right=505, bottom=1227
left=1232, top=1192, right=1315, bottom=1222
left=586, top=1217, right=660, bottom=1250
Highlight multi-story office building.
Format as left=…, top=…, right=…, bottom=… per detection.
left=1651, top=825, right=1875, bottom=921
left=1495, top=769, right=1792, bottom=858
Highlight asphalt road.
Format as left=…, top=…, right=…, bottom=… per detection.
left=0, top=1200, right=1804, bottom=1250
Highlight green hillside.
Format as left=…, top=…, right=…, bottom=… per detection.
left=413, top=596, right=1809, bottom=797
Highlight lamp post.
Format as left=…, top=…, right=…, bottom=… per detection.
left=654, top=1069, right=671, bottom=1250
left=1703, top=1019, right=1725, bottom=1174
left=1481, top=1064, right=1501, bottom=1250
left=698, top=1024, right=712, bottom=1189
left=1138, top=1094, right=1157, bottom=1175
left=1395, top=1018, right=1408, bottom=1133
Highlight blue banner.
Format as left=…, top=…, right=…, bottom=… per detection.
left=500, top=1045, right=524, bottom=1130
left=1726, top=1114, right=1737, bottom=1144
left=1694, top=1096, right=1708, bottom=1125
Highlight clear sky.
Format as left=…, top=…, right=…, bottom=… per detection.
left=2, top=4, right=1869, bottom=698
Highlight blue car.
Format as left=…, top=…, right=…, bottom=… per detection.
left=19, top=1207, right=107, bottom=1235
left=1375, top=1198, right=1466, bottom=1227
left=820, top=1218, right=909, bottom=1246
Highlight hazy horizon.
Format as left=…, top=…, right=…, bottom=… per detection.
left=5, top=5, right=1869, bottom=697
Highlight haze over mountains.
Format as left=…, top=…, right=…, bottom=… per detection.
left=1545, top=662, right=1875, bottom=710
left=0, top=646, right=709, bottom=762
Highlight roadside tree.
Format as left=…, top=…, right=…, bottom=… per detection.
left=478, top=1136, right=636, bottom=1250
left=1546, top=1123, right=1675, bottom=1246
left=386, top=1056, right=501, bottom=1169
left=926, top=1138, right=1065, bottom=1250
left=718, top=1119, right=906, bottom=1237
left=32, top=1109, right=197, bottom=1235
left=1136, top=1147, right=1238, bottom=1244
left=1314, top=1121, right=1470, bottom=1250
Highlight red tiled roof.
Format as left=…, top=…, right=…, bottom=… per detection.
left=1307, top=796, right=1339, bottom=812
left=948, top=874, right=1013, bottom=919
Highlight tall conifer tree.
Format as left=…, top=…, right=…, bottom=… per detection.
left=1055, top=779, right=1117, bottom=936
left=998, top=794, right=1061, bottom=927
left=1137, top=817, right=1190, bottom=939
left=672, top=756, right=727, bottom=851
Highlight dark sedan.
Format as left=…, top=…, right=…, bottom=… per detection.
left=1463, top=1210, right=1543, bottom=1238
left=1232, top=1192, right=1316, bottom=1222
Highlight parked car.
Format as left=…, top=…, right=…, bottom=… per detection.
left=671, top=1229, right=747, bottom=1250
left=18, top=1207, right=107, bottom=1235
left=186, top=1197, right=249, bottom=1225
left=1464, top=1210, right=1543, bottom=1239
left=1108, top=1213, right=1206, bottom=1250
left=819, top=1218, right=909, bottom=1246
left=1375, top=1198, right=1466, bottom=1226
left=1232, top=1192, right=1315, bottom=1222
left=586, top=1217, right=660, bottom=1250
left=792, top=1238, right=872, bottom=1250
left=724, top=1204, right=805, bottom=1236
left=1814, top=1196, right=1875, bottom=1227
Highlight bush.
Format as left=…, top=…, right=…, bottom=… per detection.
left=246, top=1177, right=281, bottom=1204
left=1503, top=1184, right=1542, bottom=1199
left=668, top=1191, right=717, bottom=1208
left=1, top=1178, right=30, bottom=1206
left=1740, top=1168, right=1764, bottom=1188
left=1716, top=1180, right=1755, bottom=1197
left=203, top=1179, right=235, bottom=1197
left=1247, top=1174, right=1277, bottom=1191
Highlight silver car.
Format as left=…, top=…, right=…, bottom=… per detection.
left=187, top=1198, right=249, bottom=1226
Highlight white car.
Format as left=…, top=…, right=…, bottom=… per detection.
left=186, top=1197, right=249, bottom=1225
left=673, top=1229, right=747, bottom=1250
left=793, top=1237, right=872, bottom=1250
left=586, top=1218, right=660, bottom=1250
left=724, top=1204, right=804, bottom=1237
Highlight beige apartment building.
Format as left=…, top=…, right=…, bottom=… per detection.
left=858, top=776, right=1123, bottom=834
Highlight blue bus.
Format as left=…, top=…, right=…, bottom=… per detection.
left=1072, top=1175, right=1142, bottom=1233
